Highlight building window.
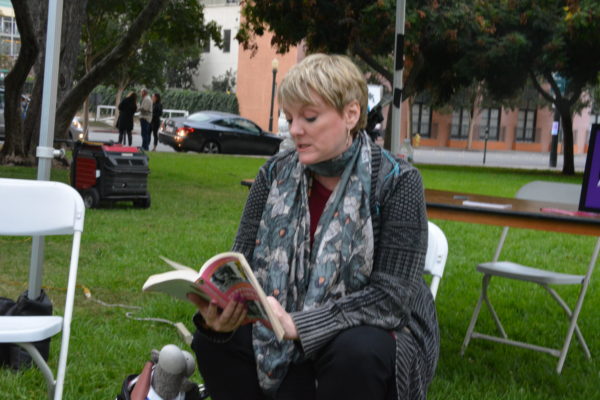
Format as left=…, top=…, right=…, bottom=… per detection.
left=480, top=108, right=501, bottom=140
left=223, top=29, right=231, bottom=53
left=2, top=18, right=12, bottom=35
left=451, top=108, right=470, bottom=139
left=516, top=108, right=536, bottom=141
left=411, top=102, right=431, bottom=138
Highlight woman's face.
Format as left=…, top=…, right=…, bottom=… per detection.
left=284, top=92, right=360, bottom=165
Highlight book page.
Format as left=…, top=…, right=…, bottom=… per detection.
left=142, top=269, right=204, bottom=302
left=159, top=256, right=197, bottom=272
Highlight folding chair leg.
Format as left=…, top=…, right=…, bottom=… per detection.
left=544, top=285, right=591, bottom=359
left=461, top=293, right=483, bottom=356
left=483, top=287, right=507, bottom=339
left=462, top=275, right=491, bottom=355
left=16, top=342, right=56, bottom=400
left=555, top=237, right=600, bottom=373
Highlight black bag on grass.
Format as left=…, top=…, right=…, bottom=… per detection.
left=0, top=289, right=53, bottom=370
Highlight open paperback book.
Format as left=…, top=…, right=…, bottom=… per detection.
left=142, top=251, right=284, bottom=341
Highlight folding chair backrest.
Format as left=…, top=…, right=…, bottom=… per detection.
left=424, top=221, right=448, bottom=299
left=515, top=180, right=580, bottom=204
left=0, top=178, right=85, bottom=236
left=0, top=178, right=85, bottom=400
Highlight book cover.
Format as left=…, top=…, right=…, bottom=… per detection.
left=142, top=252, right=284, bottom=341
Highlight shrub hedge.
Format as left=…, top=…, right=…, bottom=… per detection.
left=90, top=86, right=239, bottom=115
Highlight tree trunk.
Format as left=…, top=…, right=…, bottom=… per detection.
left=559, top=104, right=575, bottom=175
left=1, top=0, right=37, bottom=163
left=2, top=0, right=167, bottom=166
left=54, top=0, right=168, bottom=139
left=466, top=85, right=483, bottom=150
left=55, top=0, right=88, bottom=140
left=1, top=1, right=86, bottom=163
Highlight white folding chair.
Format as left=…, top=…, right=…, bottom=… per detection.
left=424, top=221, right=448, bottom=300
left=0, top=178, right=85, bottom=399
left=461, top=181, right=600, bottom=373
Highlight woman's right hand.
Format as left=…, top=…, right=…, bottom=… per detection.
left=187, top=293, right=247, bottom=333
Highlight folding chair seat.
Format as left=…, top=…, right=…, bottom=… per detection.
left=424, top=221, right=448, bottom=300
left=0, top=178, right=85, bottom=399
left=461, top=181, right=599, bottom=373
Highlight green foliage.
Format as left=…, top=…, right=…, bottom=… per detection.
left=161, top=89, right=239, bottom=114
left=1, top=157, right=597, bottom=399
left=205, top=69, right=237, bottom=93
left=90, top=86, right=239, bottom=114
left=82, top=0, right=222, bottom=90
left=90, top=85, right=118, bottom=109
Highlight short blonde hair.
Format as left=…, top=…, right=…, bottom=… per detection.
left=278, top=53, right=368, bottom=135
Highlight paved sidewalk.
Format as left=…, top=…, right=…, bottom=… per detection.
left=86, top=126, right=587, bottom=173
left=412, top=147, right=587, bottom=173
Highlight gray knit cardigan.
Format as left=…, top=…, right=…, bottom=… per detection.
left=232, top=145, right=439, bottom=399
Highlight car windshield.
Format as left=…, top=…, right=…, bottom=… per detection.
left=187, top=112, right=214, bottom=122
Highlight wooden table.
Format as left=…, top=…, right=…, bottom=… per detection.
left=425, top=189, right=600, bottom=236
left=431, top=188, right=600, bottom=373
left=241, top=181, right=600, bottom=236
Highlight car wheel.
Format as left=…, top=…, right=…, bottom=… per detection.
left=134, top=195, right=151, bottom=209
left=202, top=141, right=220, bottom=154
left=82, top=188, right=100, bottom=208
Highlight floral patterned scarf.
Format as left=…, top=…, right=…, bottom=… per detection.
left=251, top=132, right=374, bottom=394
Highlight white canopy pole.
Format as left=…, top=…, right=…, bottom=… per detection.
left=28, top=0, right=63, bottom=299
left=390, top=0, right=405, bottom=157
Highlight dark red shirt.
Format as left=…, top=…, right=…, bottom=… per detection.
left=309, top=178, right=332, bottom=245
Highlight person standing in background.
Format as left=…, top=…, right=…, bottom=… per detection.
left=117, top=91, right=137, bottom=146
left=151, top=93, right=163, bottom=151
left=139, top=88, right=153, bottom=151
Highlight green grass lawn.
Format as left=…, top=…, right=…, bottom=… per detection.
left=0, top=152, right=597, bottom=399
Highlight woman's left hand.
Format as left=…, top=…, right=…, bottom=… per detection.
left=266, top=296, right=298, bottom=340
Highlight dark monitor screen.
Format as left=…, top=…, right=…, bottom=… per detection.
left=579, top=123, right=600, bottom=211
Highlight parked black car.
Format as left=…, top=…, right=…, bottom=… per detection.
left=159, top=111, right=282, bottom=155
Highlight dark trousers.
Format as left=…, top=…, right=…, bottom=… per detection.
left=118, top=129, right=132, bottom=146
left=151, top=121, right=160, bottom=147
left=192, top=325, right=396, bottom=400
left=140, top=119, right=151, bottom=150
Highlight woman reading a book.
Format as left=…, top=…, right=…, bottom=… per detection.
left=189, top=54, right=439, bottom=400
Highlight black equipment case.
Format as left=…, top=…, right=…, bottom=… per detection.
left=71, top=141, right=151, bottom=208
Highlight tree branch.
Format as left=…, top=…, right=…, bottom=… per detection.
left=352, top=43, right=392, bottom=84
left=528, top=70, right=555, bottom=104
left=1, top=0, right=38, bottom=158
left=55, top=0, right=168, bottom=135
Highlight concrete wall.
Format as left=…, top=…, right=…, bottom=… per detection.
left=193, top=3, right=240, bottom=91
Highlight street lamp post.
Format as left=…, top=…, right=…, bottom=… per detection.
left=269, top=58, right=279, bottom=132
